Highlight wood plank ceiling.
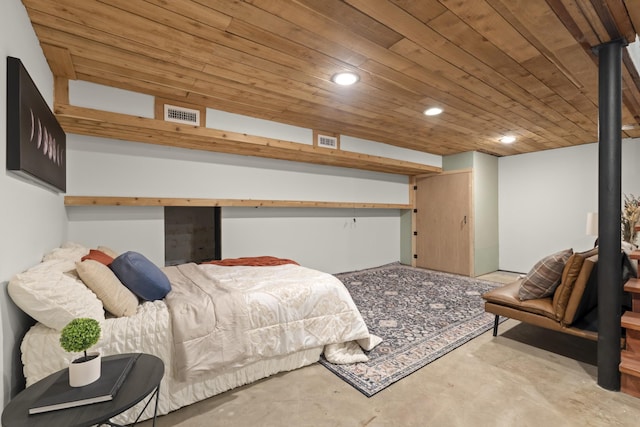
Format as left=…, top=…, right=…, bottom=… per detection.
left=21, top=0, right=640, bottom=158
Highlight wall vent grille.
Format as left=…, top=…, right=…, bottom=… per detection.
left=317, top=134, right=338, bottom=149
left=164, top=104, right=200, bottom=125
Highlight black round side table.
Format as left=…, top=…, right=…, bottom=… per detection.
left=2, top=353, right=164, bottom=427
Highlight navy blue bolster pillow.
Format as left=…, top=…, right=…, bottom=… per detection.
left=110, top=251, right=171, bottom=301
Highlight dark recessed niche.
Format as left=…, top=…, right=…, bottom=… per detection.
left=164, top=207, right=221, bottom=266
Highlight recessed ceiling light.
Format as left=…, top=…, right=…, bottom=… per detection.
left=424, top=107, right=443, bottom=116
left=499, top=135, right=516, bottom=144
left=331, top=72, right=359, bottom=86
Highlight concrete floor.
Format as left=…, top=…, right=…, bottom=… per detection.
left=139, top=272, right=640, bottom=427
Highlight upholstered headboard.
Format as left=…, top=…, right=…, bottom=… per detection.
left=1, top=282, right=35, bottom=402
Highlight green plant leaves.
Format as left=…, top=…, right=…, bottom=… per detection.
left=59, top=318, right=101, bottom=354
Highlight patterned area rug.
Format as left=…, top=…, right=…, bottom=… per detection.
left=319, top=263, right=504, bottom=397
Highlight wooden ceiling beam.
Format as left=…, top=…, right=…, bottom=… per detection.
left=39, top=43, right=76, bottom=79
left=54, top=104, right=442, bottom=176
left=599, top=0, right=637, bottom=42
left=623, top=0, right=640, bottom=34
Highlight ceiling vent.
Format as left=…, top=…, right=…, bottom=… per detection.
left=164, top=104, right=200, bottom=125
left=317, top=134, right=338, bottom=149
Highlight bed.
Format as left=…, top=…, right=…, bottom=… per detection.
left=8, top=243, right=377, bottom=424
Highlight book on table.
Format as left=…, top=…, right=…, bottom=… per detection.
left=28, top=353, right=140, bottom=415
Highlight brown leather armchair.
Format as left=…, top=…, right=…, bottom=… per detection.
left=482, top=248, right=600, bottom=340
left=484, top=247, right=636, bottom=341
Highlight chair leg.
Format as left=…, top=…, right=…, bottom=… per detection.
left=492, top=315, right=499, bottom=336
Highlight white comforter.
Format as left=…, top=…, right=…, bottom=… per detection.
left=165, top=263, right=372, bottom=380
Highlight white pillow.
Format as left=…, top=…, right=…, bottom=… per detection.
left=8, top=260, right=104, bottom=331
left=42, top=242, right=89, bottom=263
left=29, top=257, right=77, bottom=275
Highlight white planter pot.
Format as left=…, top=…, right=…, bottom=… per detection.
left=69, top=352, right=101, bottom=387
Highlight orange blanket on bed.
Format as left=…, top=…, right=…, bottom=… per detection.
left=202, top=256, right=299, bottom=267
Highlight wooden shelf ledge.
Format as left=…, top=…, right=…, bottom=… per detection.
left=64, top=196, right=411, bottom=209
left=55, top=104, right=442, bottom=177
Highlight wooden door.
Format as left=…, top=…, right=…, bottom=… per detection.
left=415, top=171, right=473, bottom=276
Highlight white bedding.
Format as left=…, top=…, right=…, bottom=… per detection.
left=165, top=263, right=372, bottom=380
left=20, top=262, right=376, bottom=424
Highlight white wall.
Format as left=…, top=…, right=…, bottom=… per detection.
left=1, top=0, right=68, bottom=405
left=222, top=207, right=400, bottom=273
left=499, top=138, right=640, bottom=273
left=341, top=135, right=442, bottom=166
left=628, top=36, right=640, bottom=77
left=67, top=82, right=441, bottom=273
left=473, top=152, right=499, bottom=276
left=66, top=134, right=410, bottom=272
left=207, top=109, right=312, bottom=145
left=66, top=205, right=165, bottom=265
left=66, top=134, right=410, bottom=203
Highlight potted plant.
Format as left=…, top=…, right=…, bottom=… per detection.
left=59, top=318, right=102, bottom=387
